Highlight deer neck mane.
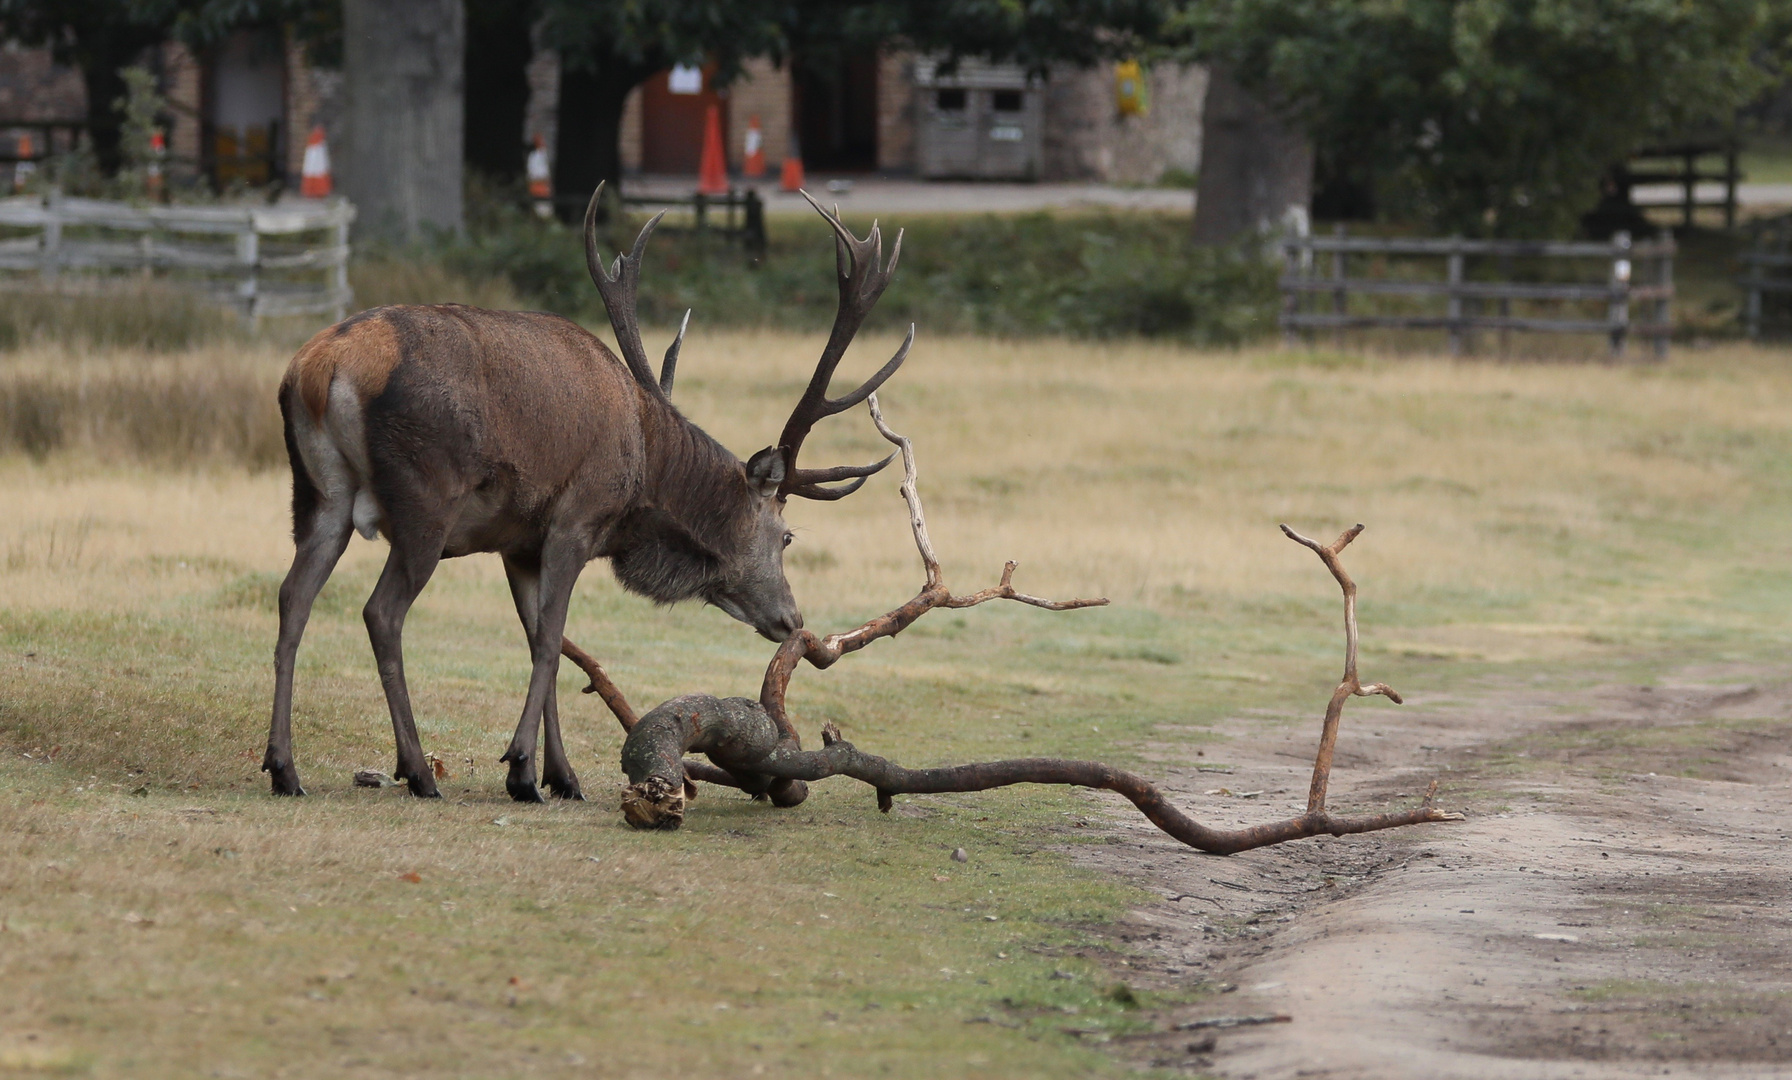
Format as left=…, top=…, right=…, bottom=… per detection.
left=635, top=400, right=753, bottom=557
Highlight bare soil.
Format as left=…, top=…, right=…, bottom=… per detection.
left=1069, top=666, right=1792, bottom=1078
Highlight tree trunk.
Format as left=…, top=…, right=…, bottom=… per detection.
left=553, top=63, right=647, bottom=222
left=463, top=0, right=534, bottom=181
left=1191, top=65, right=1314, bottom=246
left=340, top=0, right=466, bottom=239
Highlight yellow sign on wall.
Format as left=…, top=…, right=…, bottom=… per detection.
left=1115, top=60, right=1148, bottom=117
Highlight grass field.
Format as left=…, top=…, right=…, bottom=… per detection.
left=4, top=329, right=1792, bottom=1077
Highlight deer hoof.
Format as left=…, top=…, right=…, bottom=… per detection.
left=546, top=778, right=585, bottom=801
left=506, top=778, right=546, bottom=804
left=265, top=762, right=306, bottom=797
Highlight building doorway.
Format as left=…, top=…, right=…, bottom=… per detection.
left=795, top=54, right=878, bottom=172
left=204, top=28, right=286, bottom=188
left=640, top=64, right=726, bottom=174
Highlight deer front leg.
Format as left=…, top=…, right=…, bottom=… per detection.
left=503, top=554, right=583, bottom=800
left=265, top=499, right=354, bottom=796
left=500, top=541, right=586, bottom=803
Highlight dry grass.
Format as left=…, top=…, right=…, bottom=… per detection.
left=0, top=347, right=284, bottom=467
left=3, top=329, right=1792, bottom=1077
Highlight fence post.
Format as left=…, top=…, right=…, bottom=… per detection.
left=1330, top=224, right=1346, bottom=349
left=1609, top=229, right=1631, bottom=360
left=1724, top=143, right=1740, bottom=230
left=743, top=189, right=766, bottom=260
left=1653, top=230, right=1673, bottom=360
left=1680, top=150, right=1695, bottom=228
left=1745, top=253, right=1763, bottom=340
left=1280, top=237, right=1301, bottom=348
left=236, top=215, right=260, bottom=327
left=332, top=204, right=351, bottom=322
left=40, top=188, right=61, bottom=283
left=1446, top=238, right=1464, bottom=356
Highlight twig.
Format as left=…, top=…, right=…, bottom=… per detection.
left=560, top=637, right=638, bottom=731
left=1277, top=524, right=1400, bottom=813
left=759, top=394, right=1107, bottom=742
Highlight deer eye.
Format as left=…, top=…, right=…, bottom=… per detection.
left=782, top=532, right=794, bottom=548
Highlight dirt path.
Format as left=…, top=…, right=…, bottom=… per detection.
left=1070, top=668, right=1792, bottom=1077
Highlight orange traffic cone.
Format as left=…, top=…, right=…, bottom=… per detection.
left=779, top=130, right=805, bottom=193
left=146, top=129, right=166, bottom=199
left=526, top=133, right=552, bottom=217
left=743, top=115, right=766, bottom=178
left=697, top=104, right=729, bottom=195
left=14, top=133, right=35, bottom=193
left=300, top=125, right=331, bottom=198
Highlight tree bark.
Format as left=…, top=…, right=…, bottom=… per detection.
left=340, top=0, right=466, bottom=239
left=1191, top=65, right=1314, bottom=246
left=552, top=62, right=646, bottom=222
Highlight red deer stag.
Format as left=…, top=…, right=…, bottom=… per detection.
left=264, top=186, right=910, bottom=802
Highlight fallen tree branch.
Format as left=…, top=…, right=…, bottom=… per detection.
left=612, top=396, right=1463, bottom=852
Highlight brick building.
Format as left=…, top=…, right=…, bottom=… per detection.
left=0, top=28, right=334, bottom=191
left=529, top=51, right=1206, bottom=185
left=2, top=32, right=1200, bottom=190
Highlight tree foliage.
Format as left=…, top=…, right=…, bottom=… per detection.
left=1175, top=0, right=1784, bottom=236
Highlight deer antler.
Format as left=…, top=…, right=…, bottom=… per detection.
left=583, top=182, right=687, bottom=403
left=776, top=192, right=913, bottom=501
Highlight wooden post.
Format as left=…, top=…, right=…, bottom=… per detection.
left=332, top=205, right=352, bottom=322
left=1281, top=237, right=1301, bottom=348
left=1681, top=150, right=1695, bottom=228
left=1654, top=230, right=1673, bottom=360
left=1446, top=239, right=1464, bottom=357
left=1330, top=223, right=1346, bottom=349
left=1498, top=252, right=1513, bottom=358
left=1609, top=229, right=1631, bottom=360
left=40, top=188, right=60, bottom=283
left=236, top=215, right=260, bottom=327
left=1745, top=253, right=1763, bottom=340
left=1724, top=143, right=1740, bottom=230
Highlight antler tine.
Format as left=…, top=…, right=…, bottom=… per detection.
left=778, top=191, right=910, bottom=501
left=582, top=182, right=671, bottom=401
left=660, top=309, right=690, bottom=395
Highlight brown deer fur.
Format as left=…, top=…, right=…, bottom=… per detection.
left=264, top=190, right=907, bottom=804
left=266, top=304, right=799, bottom=802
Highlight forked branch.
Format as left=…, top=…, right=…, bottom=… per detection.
left=612, top=402, right=1462, bottom=851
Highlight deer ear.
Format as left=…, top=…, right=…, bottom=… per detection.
left=745, top=446, right=785, bottom=497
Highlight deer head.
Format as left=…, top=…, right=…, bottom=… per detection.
left=582, top=186, right=910, bottom=640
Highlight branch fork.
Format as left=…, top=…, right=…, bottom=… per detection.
left=570, top=399, right=1461, bottom=851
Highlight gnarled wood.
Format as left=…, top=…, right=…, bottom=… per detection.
left=612, top=397, right=1463, bottom=852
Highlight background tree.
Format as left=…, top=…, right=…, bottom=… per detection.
left=1174, top=0, right=1781, bottom=238
left=340, top=0, right=465, bottom=238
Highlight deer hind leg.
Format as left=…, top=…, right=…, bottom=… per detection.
left=265, top=497, right=354, bottom=796
left=500, top=540, right=586, bottom=803
left=501, top=554, right=583, bottom=802
left=363, top=526, right=446, bottom=798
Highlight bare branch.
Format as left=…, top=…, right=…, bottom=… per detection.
left=612, top=410, right=1459, bottom=856
left=560, top=637, right=637, bottom=731
left=1279, top=522, right=1398, bottom=812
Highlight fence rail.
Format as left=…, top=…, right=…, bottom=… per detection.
left=0, top=192, right=354, bottom=322
left=1279, top=229, right=1674, bottom=359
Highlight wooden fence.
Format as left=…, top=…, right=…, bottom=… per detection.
left=0, top=192, right=354, bottom=323
left=1280, top=229, right=1675, bottom=359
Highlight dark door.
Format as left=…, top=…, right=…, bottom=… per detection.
left=795, top=54, right=878, bottom=171
left=641, top=64, right=726, bottom=174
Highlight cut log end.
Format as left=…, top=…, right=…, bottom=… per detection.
left=620, top=777, right=686, bottom=830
